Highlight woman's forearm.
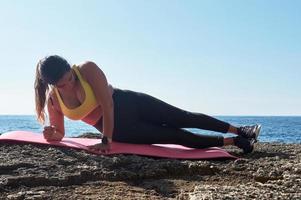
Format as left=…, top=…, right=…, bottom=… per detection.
left=102, top=105, right=114, bottom=139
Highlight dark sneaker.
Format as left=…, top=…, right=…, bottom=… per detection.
left=234, top=136, right=254, bottom=154
left=237, top=124, right=261, bottom=142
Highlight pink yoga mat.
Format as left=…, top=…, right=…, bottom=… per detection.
left=0, top=131, right=236, bottom=160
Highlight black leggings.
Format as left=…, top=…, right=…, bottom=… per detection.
left=94, top=88, right=230, bottom=149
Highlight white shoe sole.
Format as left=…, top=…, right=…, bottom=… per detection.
left=254, top=124, right=261, bottom=143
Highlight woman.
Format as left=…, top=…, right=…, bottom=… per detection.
left=34, top=55, right=261, bottom=154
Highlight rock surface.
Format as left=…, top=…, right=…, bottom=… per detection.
left=0, top=134, right=300, bottom=199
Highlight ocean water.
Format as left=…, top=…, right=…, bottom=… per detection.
left=0, top=115, right=300, bottom=144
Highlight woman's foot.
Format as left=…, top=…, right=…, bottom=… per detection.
left=234, top=136, right=255, bottom=154
left=237, top=124, right=261, bottom=142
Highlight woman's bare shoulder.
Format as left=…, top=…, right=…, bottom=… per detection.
left=78, top=61, right=100, bottom=71
left=77, top=61, right=104, bottom=81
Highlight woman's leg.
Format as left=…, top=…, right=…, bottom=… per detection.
left=113, top=121, right=224, bottom=149
left=133, top=90, right=231, bottom=133
left=132, top=90, right=259, bottom=140
left=111, top=89, right=224, bottom=148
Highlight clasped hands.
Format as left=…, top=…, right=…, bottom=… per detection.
left=43, top=126, right=111, bottom=153
left=43, top=125, right=63, bottom=141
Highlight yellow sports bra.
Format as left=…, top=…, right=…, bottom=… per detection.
left=54, top=65, right=99, bottom=120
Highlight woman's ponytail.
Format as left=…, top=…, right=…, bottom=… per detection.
left=34, top=61, right=49, bottom=124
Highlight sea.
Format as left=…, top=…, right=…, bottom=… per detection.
left=0, top=115, right=300, bottom=144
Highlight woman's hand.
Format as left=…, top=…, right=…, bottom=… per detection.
left=88, top=136, right=112, bottom=153
left=43, top=125, right=63, bottom=141
left=88, top=142, right=111, bottom=153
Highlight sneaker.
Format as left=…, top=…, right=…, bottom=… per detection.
left=237, top=124, right=261, bottom=142
left=234, top=136, right=254, bottom=154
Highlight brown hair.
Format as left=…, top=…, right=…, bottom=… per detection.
left=34, top=55, right=71, bottom=124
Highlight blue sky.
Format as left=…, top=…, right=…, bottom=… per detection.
left=0, top=0, right=300, bottom=115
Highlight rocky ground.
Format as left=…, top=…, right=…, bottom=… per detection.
left=0, top=133, right=300, bottom=200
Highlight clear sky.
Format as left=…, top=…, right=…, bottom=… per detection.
left=0, top=0, right=300, bottom=116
